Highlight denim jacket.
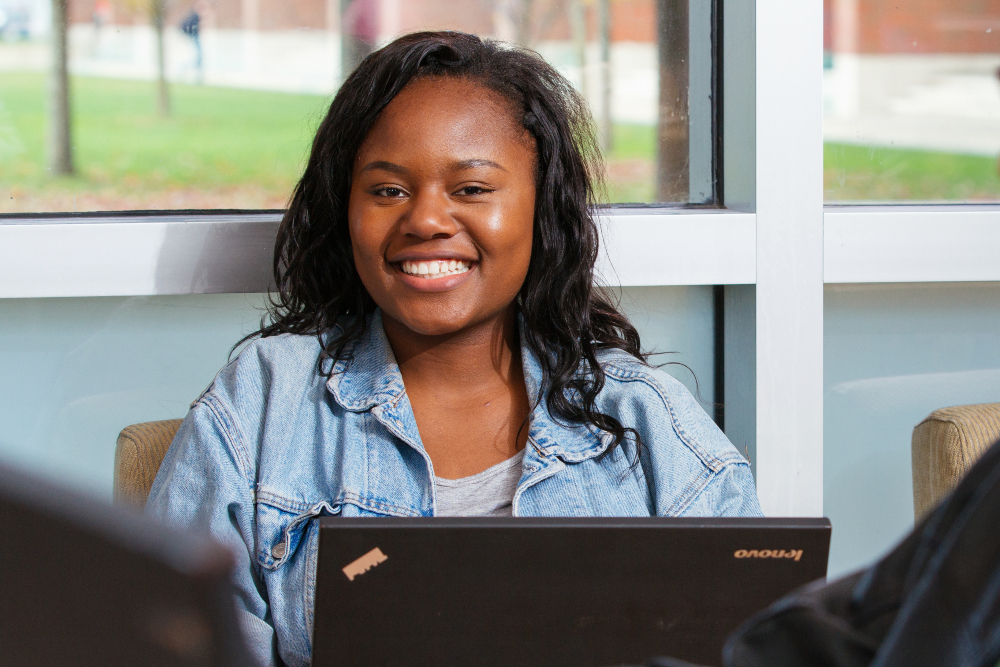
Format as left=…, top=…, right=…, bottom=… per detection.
left=147, top=312, right=762, bottom=667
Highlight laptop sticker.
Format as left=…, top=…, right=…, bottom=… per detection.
left=342, top=547, right=388, bottom=581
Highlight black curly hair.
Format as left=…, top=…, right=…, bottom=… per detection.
left=250, top=30, right=647, bottom=459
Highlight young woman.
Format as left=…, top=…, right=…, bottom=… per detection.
left=147, top=31, right=762, bottom=667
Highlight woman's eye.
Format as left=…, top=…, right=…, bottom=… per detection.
left=374, top=186, right=406, bottom=198
left=456, top=186, right=491, bottom=196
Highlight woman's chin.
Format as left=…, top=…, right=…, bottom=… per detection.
left=381, top=308, right=469, bottom=338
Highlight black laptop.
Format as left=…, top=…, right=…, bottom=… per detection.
left=312, top=516, right=831, bottom=667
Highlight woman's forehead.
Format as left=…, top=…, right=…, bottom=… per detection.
left=357, top=77, right=533, bottom=158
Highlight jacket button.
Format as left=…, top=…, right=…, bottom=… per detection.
left=271, top=541, right=287, bottom=559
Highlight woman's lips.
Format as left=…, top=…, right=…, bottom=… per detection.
left=391, top=258, right=477, bottom=292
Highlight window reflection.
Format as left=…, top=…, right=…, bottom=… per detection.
left=824, top=0, right=1000, bottom=202
left=0, top=0, right=715, bottom=213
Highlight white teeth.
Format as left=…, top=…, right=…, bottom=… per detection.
left=399, top=259, right=472, bottom=279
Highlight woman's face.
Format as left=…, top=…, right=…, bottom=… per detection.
left=348, top=76, right=536, bottom=338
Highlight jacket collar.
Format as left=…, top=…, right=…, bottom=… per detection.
left=326, top=310, right=406, bottom=412
left=325, top=311, right=611, bottom=462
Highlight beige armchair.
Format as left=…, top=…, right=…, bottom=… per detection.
left=113, top=419, right=183, bottom=508
left=912, top=403, right=1000, bottom=520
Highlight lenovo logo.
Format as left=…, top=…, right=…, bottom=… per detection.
left=342, top=547, right=388, bottom=581
left=735, top=549, right=803, bottom=561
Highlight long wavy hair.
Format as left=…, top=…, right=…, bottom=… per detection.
left=251, top=31, right=646, bottom=460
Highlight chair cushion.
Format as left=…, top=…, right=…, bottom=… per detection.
left=113, top=419, right=183, bottom=508
left=912, top=403, right=1000, bottom=520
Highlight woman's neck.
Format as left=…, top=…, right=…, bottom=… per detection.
left=382, top=306, right=522, bottom=396
left=383, top=306, right=531, bottom=477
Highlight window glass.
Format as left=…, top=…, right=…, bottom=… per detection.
left=824, top=0, right=1000, bottom=202
left=0, top=0, right=715, bottom=214
left=824, top=282, right=1000, bottom=577
left=0, top=287, right=714, bottom=495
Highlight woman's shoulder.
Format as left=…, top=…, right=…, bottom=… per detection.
left=199, top=332, right=327, bottom=412
left=593, top=347, right=692, bottom=402
left=592, top=347, right=747, bottom=471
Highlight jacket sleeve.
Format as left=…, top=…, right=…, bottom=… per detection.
left=146, top=394, right=278, bottom=667
left=680, top=462, right=764, bottom=517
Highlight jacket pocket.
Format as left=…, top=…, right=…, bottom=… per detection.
left=256, top=499, right=341, bottom=571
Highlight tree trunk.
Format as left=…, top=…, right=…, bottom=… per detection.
left=569, top=0, right=587, bottom=100
left=657, top=0, right=690, bottom=202
left=48, top=0, right=73, bottom=176
left=153, top=0, right=170, bottom=116
left=598, top=0, right=612, bottom=151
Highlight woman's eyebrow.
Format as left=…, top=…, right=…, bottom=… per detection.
left=452, top=158, right=507, bottom=172
left=359, top=160, right=408, bottom=175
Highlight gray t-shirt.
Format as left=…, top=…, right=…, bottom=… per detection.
left=434, top=449, right=526, bottom=517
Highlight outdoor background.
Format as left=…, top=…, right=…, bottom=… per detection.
left=823, top=0, right=1000, bottom=202
left=0, top=0, right=710, bottom=212
left=2, top=0, right=999, bottom=212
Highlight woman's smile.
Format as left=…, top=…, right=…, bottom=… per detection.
left=398, top=258, right=473, bottom=279
left=393, top=258, right=478, bottom=292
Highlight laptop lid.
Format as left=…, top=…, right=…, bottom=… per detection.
left=0, top=463, right=250, bottom=667
left=312, top=516, right=831, bottom=667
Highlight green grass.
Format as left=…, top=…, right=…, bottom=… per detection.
left=600, top=126, right=1000, bottom=204
left=3, top=71, right=998, bottom=211
left=825, top=142, right=1000, bottom=202
left=0, top=72, right=330, bottom=211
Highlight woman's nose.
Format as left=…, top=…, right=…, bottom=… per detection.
left=399, top=189, right=459, bottom=240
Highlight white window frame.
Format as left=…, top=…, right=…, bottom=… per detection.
left=1, top=0, right=995, bottom=517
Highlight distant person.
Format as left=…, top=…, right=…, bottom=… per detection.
left=92, top=0, right=111, bottom=32
left=181, top=5, right=202, bottom=83
left=147, top=32, right=763, bottom=667
left=340, top=0, right=378, bottom=78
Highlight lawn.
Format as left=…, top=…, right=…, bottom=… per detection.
left=3, top=71, right=998, bottom=212
left=825, top=143, right=1000, bottom=202
left=0, top=72, right=331, bottom=212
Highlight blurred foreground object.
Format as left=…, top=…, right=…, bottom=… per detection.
left=0, top=462, right=251, bottom=666
left=646, top=435, right=1000, bottom=667
left=912, top=402, right=1000, bottom=520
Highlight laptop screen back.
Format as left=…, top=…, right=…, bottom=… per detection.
left=312, top=516, right=831, bottom=667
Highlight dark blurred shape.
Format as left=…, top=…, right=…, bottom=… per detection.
left=181, top=6, right=203, bottom=82
left=644, top=435, right=1000, bottom=667
left=341, top=0, right=379, bottom=80
left=656, top=0, right=689, bottom=202
left=0, top=463, right=251, bottom=667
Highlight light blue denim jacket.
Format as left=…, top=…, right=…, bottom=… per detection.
left=147, top=312, right=762, bottom=667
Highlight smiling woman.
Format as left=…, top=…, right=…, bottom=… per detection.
left=145, top=31, right=761, bottom=667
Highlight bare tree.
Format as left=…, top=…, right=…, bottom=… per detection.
left=119, top=0, right=171, bottom=115
left=152, top=0, right=170, bottom=116
left=48, top=0, right=73, bottom=175
left=569, top=0, right=587, bottom=99
left=597, top=0, right=611, bottom=151
left=656, top=0, right=689, bottom=202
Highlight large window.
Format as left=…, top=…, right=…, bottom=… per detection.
left=0, top=0, right=718, bottom=213
left=824, top=0, right=1000, bottom=202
